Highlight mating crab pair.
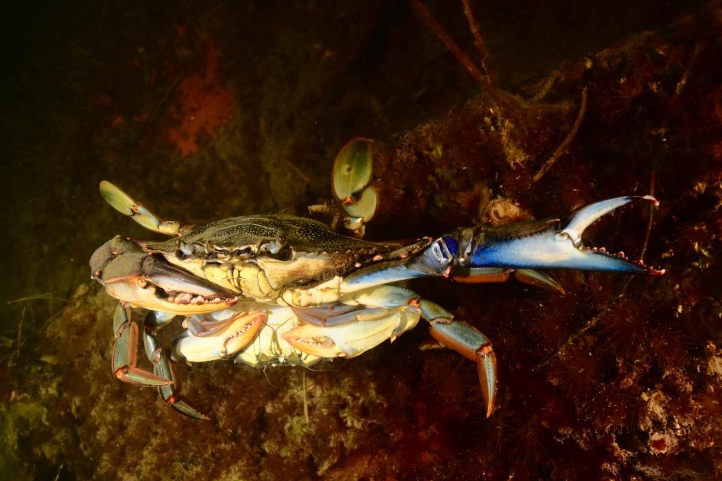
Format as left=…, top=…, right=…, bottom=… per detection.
left=90, top=139, right=663, bottom=419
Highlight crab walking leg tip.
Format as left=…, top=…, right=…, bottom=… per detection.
left=99, top=180, right=182, bottom=235
left=99, top=180, right=139, bottom=216
left=154, top=351, right=209, bottom=420
left=168, top=396, right=210, bottom=420
left=428, top=320, right=497, bottom=417
left=514, top=269, right=565, bottom=294
left=641, top=194, right=660, bottom=206
left=477, top=346, right=497, bottom=418
left=114, top=366, right=174, bottom=386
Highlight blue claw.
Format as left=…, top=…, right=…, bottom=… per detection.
left=443, top=196, right=664, bottom=276
left=561, top=195, right=658, bottom=246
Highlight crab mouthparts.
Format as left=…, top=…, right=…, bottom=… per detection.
left=140, top=281, right=238, bottom=307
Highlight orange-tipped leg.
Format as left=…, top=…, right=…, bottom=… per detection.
left=428, top=319, right=497, bottom=418
left=111, top=304, right=172, bottom=386
left=453, top=267, right=564, bottom=294
left=111, top=303, right=207, bottom=419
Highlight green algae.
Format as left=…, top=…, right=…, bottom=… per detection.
left=0, top=402, right=51, bottom=480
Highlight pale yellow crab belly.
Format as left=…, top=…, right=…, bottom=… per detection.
left=173, top=302, right=319, bottom=367
left=173, top=296, right=421, bottom=367
left=235, top=304, right=320, bottom=367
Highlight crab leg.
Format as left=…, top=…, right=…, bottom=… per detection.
left=420, top=300, right=497, bottom=418
left=111, top=304, right=171, bottom=386
left=172, top=311, right=266, bottom=363
left=283, top=286, right=422, bottom=357
left=286, top=284, right=499, bottom=417
left=99, top=180, right=192, bottom=236
left=111, top=304, right=208, bottom=419
left=452, top=267, right=565, bottom=294
left=144, top=330, right=209, bottom=420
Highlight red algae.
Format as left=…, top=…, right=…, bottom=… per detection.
left=167, top=42, right=234, bottom=156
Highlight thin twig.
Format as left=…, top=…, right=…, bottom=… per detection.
left=540, top=276, right=636, bottom=367
left=302, top=369, right=310, bottom=425
left=408, top=0, right=499, bottom=102
left=16, top=307, right=25, bottom=361
left=7, top=293, right=70, bottom=305
left=28, top=304, right=36, bottom=330
left=674, top=42, right=702, bottom=99
left=639, top=170, right=656, bottom=261
left=53, top=462, right=64, bottom=481
left=307, top=202, right=336, bottom=217
left=530, top=71, right=561, bottom=104
left=42, top=307, right=68, bottom=334
left=540, top=309, right=604, bottom=367
left=460, top=0, right=496, bottom=86
left=49, top=286, right=55, bottom=318
left=533, top=87, right=587, bottom=183
left=262, top=365, right=284, bottom=389
left=145, top=72, right=184, bottom=130
left=259, top=133, right=313, bottom=184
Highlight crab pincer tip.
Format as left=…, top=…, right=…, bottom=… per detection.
left=641, top=195, right=660, bottom=207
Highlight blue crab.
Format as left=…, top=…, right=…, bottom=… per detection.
left=89, top=140, right=663, bottom=419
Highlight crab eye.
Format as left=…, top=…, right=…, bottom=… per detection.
left=259, top=237, right=286, bottom=255
left=268, top=246, right=293, bottom=261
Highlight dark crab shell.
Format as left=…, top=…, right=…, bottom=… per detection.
left=144, top=214, right=411, bottom=290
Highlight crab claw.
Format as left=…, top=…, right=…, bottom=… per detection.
left=562, top=196, right=658, bottom=245
left=172, top=311, right=265, bottom=363
left=443, top=196, right=664, bottom=276
left=283, top=306, right=421, bottom=359
left=91, top=236, right=238, bottom=314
